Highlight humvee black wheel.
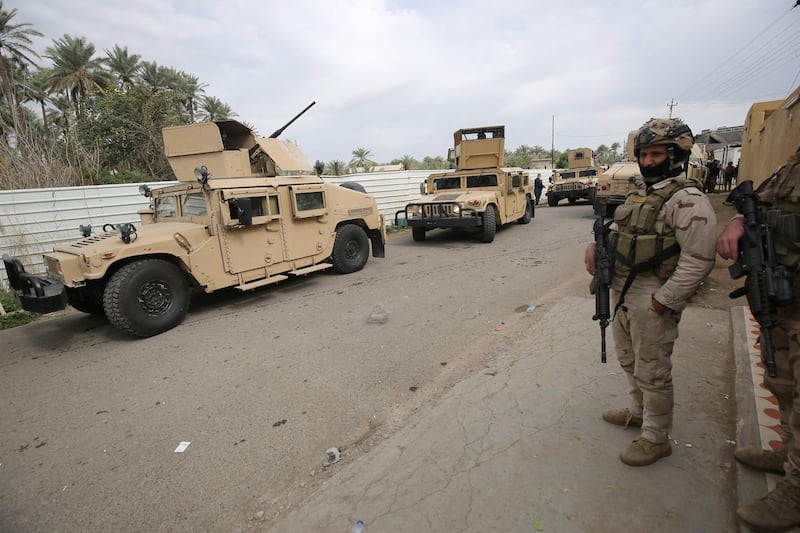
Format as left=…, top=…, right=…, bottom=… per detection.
left=340, top=182, right=367, bottom=193
left=412, top=227, right=426, bottom=242
left=568, top=197, right=578, bottom=205
left=103, top=259, right=189, bottom=337
left=480, top=205, right=497, bottom=243
left=67, top=283, right=105, bottom=315
left=547, top=195, right=559, bottom=207
left=518, top=198, right=532, bottom=224
left=332, top=224, right=369, bottom=274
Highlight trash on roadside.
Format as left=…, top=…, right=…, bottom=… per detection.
left=725, top=439, right=737, bottom=445
left=685, top=443, right=693, bottom=448
left=534, top=521, right=545, bottom=531
left=527, top=305, right=536, bottom=313
left=174, top=441, right=191, bottom=453
left=367, top=304, right=389, bottom=324
left=325, top=447, right=341, bottom=464
left=706, top=322, right=713, bottom=328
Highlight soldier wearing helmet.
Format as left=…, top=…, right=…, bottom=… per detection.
left=718, top=145, right=800, bottom=531
left=584, top=118, right=716, bottom=466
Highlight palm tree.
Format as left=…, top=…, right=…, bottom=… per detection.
left=398, top=154, right=416, bottom=170
left=326, top=159, right=346, bottom=176
left=350, top=147, right=374, bottom=170
left=104, top=44, right=140, bottom=88
left=0, top=2, right=42, bottom=134
left=43, top=34, right=113, bottom=116
left=171, top=70, right=206, bottom=123
left=197, top=95, right=235, bottom=121
left=19, top=69, right=50, bottom=130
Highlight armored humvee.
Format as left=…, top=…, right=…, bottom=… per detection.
left=545, top=148, right=601, bottom=207
left=394, top=126, right=533, bottom=243
left=2, top=103, right=386, bottom=337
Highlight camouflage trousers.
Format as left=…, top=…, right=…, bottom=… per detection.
left=611, top=290, right=681, bottom=443
left=763, top=318, right=800, bottom=482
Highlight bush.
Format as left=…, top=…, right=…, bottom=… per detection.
left=0, top=290, right=39, bottom=330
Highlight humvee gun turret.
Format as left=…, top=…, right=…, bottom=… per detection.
left=546, top=148, right=601, bottom=207
left=394, top=126, right=533, bottom=243
left=2, top=103, right=386, bottom=337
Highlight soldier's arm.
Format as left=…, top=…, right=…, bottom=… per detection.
left=717, top=215, right=744, bottom=260
left=654, top=189, right=717, bottom=311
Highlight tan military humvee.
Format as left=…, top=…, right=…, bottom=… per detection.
left=394, top=126, right=534, bottom=243
left=2, top=104, right=386, bottom=337
left=545, top=148, right=602, bottom=207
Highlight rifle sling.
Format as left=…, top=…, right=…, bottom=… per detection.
left=611, top=242, right=682, bottom=318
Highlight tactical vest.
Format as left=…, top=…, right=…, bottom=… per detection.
left=771, top=154, right=800, bottom=267
left=608, top=177, right=702, bottom=280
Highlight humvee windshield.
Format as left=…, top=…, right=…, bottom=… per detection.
left=578, top=169, right=598, bottom=178
left=155, top=192, right=208, bottom=218
left=466, top=174, right=498, bottom=188
left=559, top=172, right=576, bottom=180
left=433, top=177, right=461, bottom=190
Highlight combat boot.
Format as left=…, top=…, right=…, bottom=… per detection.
left=619, top=436, right=671, bottom=466
left=602, top=408, right=643, bottom=429
left=738, top=477, right=800, bottom=531
left=734, top=446, right=787, bottom=475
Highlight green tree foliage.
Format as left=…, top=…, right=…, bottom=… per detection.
left=350, top=147, right=374, bottom=170
left=390, top=154, right=418, bottom=170
left=42, top=34, right=113, bottom=116
left=0, top=1, right=42, bottom=135
left=77, top=85, right=184, bottom=181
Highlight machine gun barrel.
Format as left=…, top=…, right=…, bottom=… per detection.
left=591, top=216, right=612, bottom=363
left=269, top=101, right=316, bottom=138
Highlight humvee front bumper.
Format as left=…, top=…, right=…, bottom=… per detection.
left=2, top=255, right=68, bottom=314
left=394, top=203, right=481, bottom=229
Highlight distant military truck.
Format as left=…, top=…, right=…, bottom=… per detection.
left=593, top=161, right=641, bottom=217
left=394, top=126, right=534, bottom=243
left=2, top=103, right=386, bottom=337
left=545, top=148, right=601, bottom=206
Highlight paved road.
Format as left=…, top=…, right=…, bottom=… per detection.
left=0, top=202, right=599, bottom=532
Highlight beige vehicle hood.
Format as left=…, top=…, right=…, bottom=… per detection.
left=52, top=222, right=211, bottom=258
left=408, top=190, right=498, bottom=204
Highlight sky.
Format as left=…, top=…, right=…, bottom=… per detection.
left=11, top=0, right=800, bottom=165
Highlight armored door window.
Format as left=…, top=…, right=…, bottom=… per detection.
left=221, top=189, right=276, bottom=226
left=291, top=184, right=327, bottom=218
left=155, top=196, right=177, bottom=218
left=511, top=174, right=522, bottom=188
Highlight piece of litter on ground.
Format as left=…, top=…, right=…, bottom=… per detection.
left=527, top=305, right=536, bottom=313
left=706, top=322, right=713, bottom=327
left=534, top=521, right=545, bottom=531
left=325, top=447, right=341, bottom=464
left=174, top=441, right=191, bottom=453
left=685, top=443, right=693, bottom=448
left=62, top=485, right=67, bottom=491
left=367, top=304, right=389, bottom=324
left=725, top=439, right=737, bottom=445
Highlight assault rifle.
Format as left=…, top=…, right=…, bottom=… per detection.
left=590, top=216, right=612, bottom=363
left=728, top=180, right=794, bottom=378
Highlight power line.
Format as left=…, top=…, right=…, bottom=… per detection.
left=678, top=5, right=797, bottom=98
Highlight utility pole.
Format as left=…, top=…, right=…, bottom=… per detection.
left=550, top=115, right=555, bottom=169
left=667, top=98, right=678, bottom=118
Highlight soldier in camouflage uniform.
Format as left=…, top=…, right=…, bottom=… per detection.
left=585, top=118, right=717, bottom=466
left=718, top=145, right=800, bottom=531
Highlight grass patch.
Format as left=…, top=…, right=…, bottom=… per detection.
left=0, top=290, right=39, bottom=330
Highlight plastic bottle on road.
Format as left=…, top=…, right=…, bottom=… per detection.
left=351, top=519, right=365, bottom=533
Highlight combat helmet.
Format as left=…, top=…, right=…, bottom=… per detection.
left=634, top=118, right=694, bottom=182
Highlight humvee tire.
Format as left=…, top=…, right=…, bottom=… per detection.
left=104, top=259, right=189, bottom=337
left=547, top=195, right=559, bottom=207
left=412, top=227, right=426, bottom=242
left=340, top=182, right=367, bottom=193
left=480, top=205, right=497, bottom=243
left=67, top=283, right=105, bottom=315
left=568, top=197, right=578, bottom=205
left=332, top=224, right=369, bottom=274
left=518, top=198, right=532, bottom=224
